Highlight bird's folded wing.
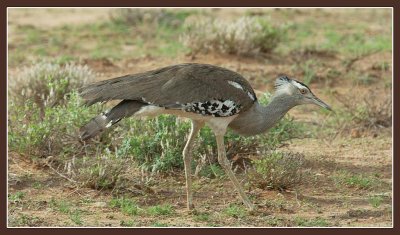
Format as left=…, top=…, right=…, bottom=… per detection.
left=79, top=63, right=256, bottom=113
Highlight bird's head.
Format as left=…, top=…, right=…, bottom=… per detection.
left=274, top=75, right=332, bottom=111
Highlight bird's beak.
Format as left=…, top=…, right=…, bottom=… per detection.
left=311, top=96, right=333, bottom=111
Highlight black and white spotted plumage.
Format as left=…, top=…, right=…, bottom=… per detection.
left=180, top=99, right=241, bottom=117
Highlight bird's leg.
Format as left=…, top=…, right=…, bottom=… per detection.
left=183, top=120, right=204, bottom=210
left=215, top=134, right=255, bottom=211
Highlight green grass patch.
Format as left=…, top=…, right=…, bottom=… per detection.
left=9, top=10, right=193, bottom=66
left=293, top=217, right=330, bottom=227
left=69, top=209, right=84, bottom=226
left=151, top=222, right=169, bottom=227
left=120, top=220, right=137, bottom=227
left=32, top=182, right=43, bottom=189
left=110, top=197, right=140, bottom=216
left=8, top=214, right=44, bottom=227
left=298, top=59, right=319, bottom=85
left=147, top=204, right=174, bottom=216
left=281, top=13, right=391, bottom=57
left=193, top=212, right=211, bottom=222
left=223, top=204, right=247, bottom=219
left=50, top=199, right=72, bottom=214
left=8, top=192, right=25, bottom=203
left=368, top=195, right=385, bottom=208
left=198, top=163, right=225, bottom=179
left=49, top=199, right=84, bottom=225
left=332, top=170, right=379, bottom=190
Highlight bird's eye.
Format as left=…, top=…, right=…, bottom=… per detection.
left=300, top=88, right=307, bottom=94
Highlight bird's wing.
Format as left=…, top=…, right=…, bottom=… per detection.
left=79, top=63, right=257, bottom=113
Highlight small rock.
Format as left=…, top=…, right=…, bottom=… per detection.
left=351, top=128, right=361, bottom=138
left=94, top=201, right=107, bottom=208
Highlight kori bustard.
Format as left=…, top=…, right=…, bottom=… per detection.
left=79, top=63, right=332, bottom=210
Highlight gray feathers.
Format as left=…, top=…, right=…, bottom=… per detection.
left=274, top=75, right=291, bottom=90
left=228, top=95, right=297, bottom=136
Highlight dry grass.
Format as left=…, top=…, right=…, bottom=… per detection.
left=248, top=151, right=304, bottom=191
left=180, top=16, right=285, bottom=56
left=9, top=62, right=94, bottom=110
left=333, top=87, right=392, bottom=131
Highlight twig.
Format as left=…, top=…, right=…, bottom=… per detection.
left=45, top=161, right=77, bottom=184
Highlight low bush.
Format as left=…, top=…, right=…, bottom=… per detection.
left=248, top=151, right=305, bottom=191
left=9, top=62, right=94, bottom=110
left=181, top=16, right=286, bottom=56
left=328, top=88, right=392, bottom=135
left=8, top=92, right=101, bottom=158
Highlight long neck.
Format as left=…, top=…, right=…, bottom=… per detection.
left=228, top=95, right=297, bottom=136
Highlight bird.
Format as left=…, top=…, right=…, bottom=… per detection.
left=79, top=63, right=332, bottom=211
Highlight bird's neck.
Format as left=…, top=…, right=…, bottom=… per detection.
left=228, top=94, right=297, bottom=136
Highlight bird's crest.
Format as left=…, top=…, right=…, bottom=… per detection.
left=275, top=75, right=311, bottom=94
left=274, top=75, right=294, bottom=94
left=275, top=75, right=291, bottom=90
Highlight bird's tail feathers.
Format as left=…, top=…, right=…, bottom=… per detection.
left=80, top=113, right=110, bottom=141
left=80, top=100, right=145, bottom=141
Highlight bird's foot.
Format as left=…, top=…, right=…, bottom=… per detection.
left=187, top=203, right=195, bottom=210
left=186, top=204, right=197, bottom=214
left=243, top=201, right=256, bottom=212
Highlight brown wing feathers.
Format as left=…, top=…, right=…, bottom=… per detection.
left=79, top=63, right=256, bottom=110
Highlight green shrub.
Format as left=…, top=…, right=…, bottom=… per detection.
left=181, top=16, right=285, bottom=56
left=75, top=152, right=130, bottom=190
left=249, top=151, right=304, bottom=190
left=116, top=115, right=190, bottom=173
left=8, top=92, right=102, bottom=157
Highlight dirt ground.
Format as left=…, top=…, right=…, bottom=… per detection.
left=7, top=8, right=392, bottom=227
